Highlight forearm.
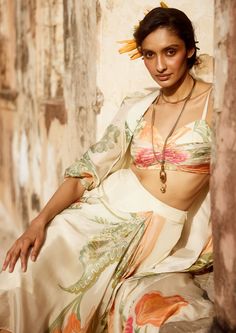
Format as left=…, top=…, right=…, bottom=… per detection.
left=35, top=177, right=85, bottom=226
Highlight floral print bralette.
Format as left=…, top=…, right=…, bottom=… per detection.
left=130, top=115, right=212, bottom=174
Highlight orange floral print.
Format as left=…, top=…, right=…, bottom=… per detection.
left=63, top=313, right=81, bottom=333
left=135, top=292, right=188, bottom=327
left=122, top=213, right=165, bottom=278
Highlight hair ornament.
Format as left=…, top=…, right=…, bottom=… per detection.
left=118, top=2, right=169, bottom=60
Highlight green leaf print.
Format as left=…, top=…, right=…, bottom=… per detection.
left=64, top=151, right=98, bottom=191
left=125, top=121, right=132, bottom=142
left=60, top=214, right=146, bottom=294
left=194, top=120, right=212, bottom=143
left=90, top=124, right=120, bottom=153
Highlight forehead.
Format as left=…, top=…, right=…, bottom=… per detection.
left=141, top=27, right=185, bottom=50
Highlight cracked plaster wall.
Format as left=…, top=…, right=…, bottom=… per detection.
left=0, top=0, right=98, bottom=231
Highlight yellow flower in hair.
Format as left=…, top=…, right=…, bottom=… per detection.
left=160, top=1, right=168, bottom=8
left=118, top=1, right=169, bottom=60
left=117, top=39, right=142, bottom=60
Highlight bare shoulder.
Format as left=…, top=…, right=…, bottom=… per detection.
left=193, top=79, right=213, bottom=97
left=191, top=79, right=213, bottom=126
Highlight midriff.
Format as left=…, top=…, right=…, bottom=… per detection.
left=130, top=163, right=209, bottom=211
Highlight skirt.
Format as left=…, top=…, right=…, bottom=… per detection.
left=0, top=169, right=213, bottom=333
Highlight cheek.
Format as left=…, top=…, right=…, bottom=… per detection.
left=144, top=59, right=155, bottom=74
left=170, top=53, right=188, bottom=70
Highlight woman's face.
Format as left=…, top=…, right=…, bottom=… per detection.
left=141, top=27, right=194, bottom=88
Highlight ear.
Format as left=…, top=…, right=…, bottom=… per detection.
left=187, top=47, right=195, bottom=59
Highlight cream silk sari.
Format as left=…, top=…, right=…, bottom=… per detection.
left=0, top=90, right=213, bottom=333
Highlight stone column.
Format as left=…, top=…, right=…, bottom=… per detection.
left=211, top=0, right=236, bottom=331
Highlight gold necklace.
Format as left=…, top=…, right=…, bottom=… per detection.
left=161, top=88, right=193, bottom=104
left=151, top=78, right=196, bottom=193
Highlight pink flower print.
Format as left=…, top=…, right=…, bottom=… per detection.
left=162, top=148, right=188, bottom=164
left=135, top=148, right=158, bottom=167
left=134, top=147, right=188, bottom=168
left=123, top=316, right=133, bottom=333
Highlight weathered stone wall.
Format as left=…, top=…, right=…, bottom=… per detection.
left=0, top=0, right=98, bottom=231
left=211, top=0, right=236, bottom=331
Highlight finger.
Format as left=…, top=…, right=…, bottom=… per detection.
left=31, top=233, right=45, bottom=261
left=2, top=250, right=13, bottom=271
left=8, top=248, right=21, bottom=273
left=31, top=237, right=43, bottom=262
left=20, top=240, right=32, bottom=272
left=2, top=243, right=18, bottom=271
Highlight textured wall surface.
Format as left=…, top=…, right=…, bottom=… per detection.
left=0, top=0, right=98, bottom=232
left=211, top=0, right=236, bottom=331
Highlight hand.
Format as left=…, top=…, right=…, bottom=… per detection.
left=2, top=218, right=46, bottom=273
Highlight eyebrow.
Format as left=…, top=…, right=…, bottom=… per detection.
left=142, top=44, right=180, bottom=52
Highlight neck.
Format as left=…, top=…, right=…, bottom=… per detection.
left=161, top=73, right=194, bottom=103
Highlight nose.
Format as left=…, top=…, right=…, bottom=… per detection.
left=156, top=54, right=167, bottom=73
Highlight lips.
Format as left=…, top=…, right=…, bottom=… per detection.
left=156, top=74, right=171, bottom=81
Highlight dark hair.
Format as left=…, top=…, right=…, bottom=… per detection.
left=134, top=7, right=199, bottom=68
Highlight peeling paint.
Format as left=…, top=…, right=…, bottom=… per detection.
left=31, top=192, right=40, bottom=212
left=19, top=132, right=29, bottom=187
left=42, top=144, right=57, bottom=205
left=214, top=156, right=231, bottom=216
left=31, top=139, right=42, bottom=195
left=19, top=186, right=29, bottom=229
left=19, top=40, right=29, bottom=72
left=220, top=233, right=235, bottom=273
left=42, top=98, right=68, bottom=134
left=1, top=1, right=97, bottom=229
left=96, top=0, right=102, bottom=23
left=214, top=1, right=229, bottom=113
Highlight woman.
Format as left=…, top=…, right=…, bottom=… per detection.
left=0, top=6, right=213, bottom=333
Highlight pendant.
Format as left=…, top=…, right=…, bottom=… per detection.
left=160, top=169, right=167, bottom=183
left=160, top=184, right=166, bottom=193
left=160, top=163, right=167, bottom=193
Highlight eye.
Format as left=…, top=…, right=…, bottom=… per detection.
left=143, top=50, right=155, bottom=59
left=166, top=48, right=177, bottom=56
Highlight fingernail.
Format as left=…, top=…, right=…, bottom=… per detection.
left=31, top=256, right=36, bottom=262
